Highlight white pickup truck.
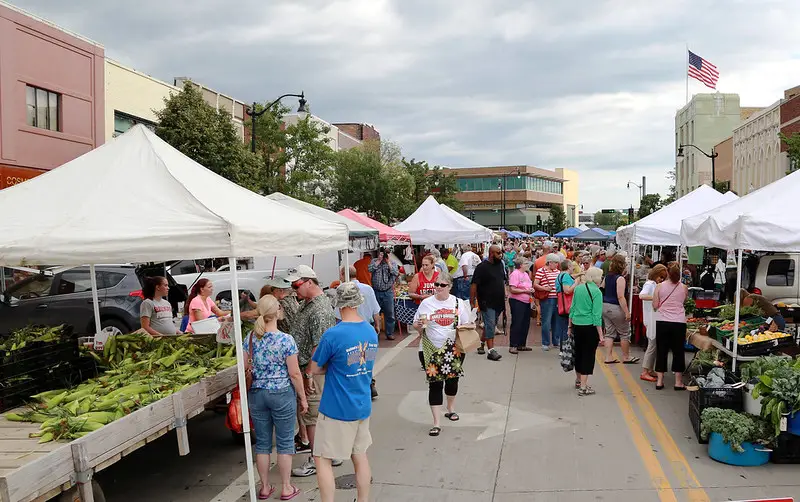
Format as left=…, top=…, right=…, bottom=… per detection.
left=171, top=252, right=352, bottom=302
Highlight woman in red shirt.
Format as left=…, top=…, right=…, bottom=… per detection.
left=408, top=255, right=439, bottom=304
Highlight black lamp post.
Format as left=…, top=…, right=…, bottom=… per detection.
left=498, top=167, right=522, bottom=229
left=246, top=92, right=308, bottom=154
left=677, top=144, right=718, bottom=190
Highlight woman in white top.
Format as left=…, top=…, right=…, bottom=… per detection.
left=639, top=264, right=667, bottom=382
left=413, top=270, right=471, bottom=437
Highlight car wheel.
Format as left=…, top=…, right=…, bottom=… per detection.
left=100, top=318, right=128, bottom=337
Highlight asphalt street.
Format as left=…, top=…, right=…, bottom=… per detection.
left=93, top=326, right=800, bottom=502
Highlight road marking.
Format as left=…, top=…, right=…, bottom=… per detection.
left=612, top=349, right=710, bottom=502
left=209, top=331, right=419, bottom=502
left=397, top=390, right=562, bottom=440
left=596, top=350, right=678, bottom=502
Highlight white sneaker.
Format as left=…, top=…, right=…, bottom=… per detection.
left=291, top=456, right=316, bottom=477
left=331, top=458, right=344, bottom=467
left=542, top=345, right=550, bottom=352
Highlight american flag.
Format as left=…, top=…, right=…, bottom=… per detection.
left=688, top=50, right=719, bottom=89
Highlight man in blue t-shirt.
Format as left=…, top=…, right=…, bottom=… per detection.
left=309, top=282, right=378, bottom=502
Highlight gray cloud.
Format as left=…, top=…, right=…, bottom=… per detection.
left=12, top=0, right=800, bottom=211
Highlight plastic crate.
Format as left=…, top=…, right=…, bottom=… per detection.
left=0, top=340, right=78, bottom=379
left=689, top=400, right=707, bottom=444
left=689, top=372, right=744, bottom=411
left=724, top=335, right=797, bottom=357
left=771, top=432, right=800, bottom=464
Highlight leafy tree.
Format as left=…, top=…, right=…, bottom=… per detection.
left=779, top=132, right=800, bottom=174
left=331, top=141, right=413, bottom=223
left=545, top=205, right=567, bottom=234
left=713, top=180, right=730, bottom=193
left=594, top=210, right=623, bottom=227
left=155, top=81, right=260, bottom=191
left=402, top=158, right=463, bottom=212
left=662, top=167, right=677, bottom=205
left=637, top=193, right=662, bottom=218
left=247, top=102, right=289, bottom=195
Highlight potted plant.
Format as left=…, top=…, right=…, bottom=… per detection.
left=740, top=356, right=794, bottom=415
left=752, top=362, right=800, bottom=436
left=700, top=408, right=774, bottom=466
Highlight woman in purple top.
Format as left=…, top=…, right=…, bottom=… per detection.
left=652, top=262, right=689, bottom=391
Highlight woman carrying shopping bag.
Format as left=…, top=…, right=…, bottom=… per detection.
left=568, top=268, right=604, bottom=396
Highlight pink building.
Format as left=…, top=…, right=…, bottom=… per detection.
left=0, top=2, right=104, bottom=189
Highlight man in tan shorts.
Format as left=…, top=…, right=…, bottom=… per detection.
left=308, top=282, right=378, bottom=502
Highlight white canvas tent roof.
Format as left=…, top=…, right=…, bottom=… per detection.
left=616, top=185, right=736, bottom=249
left=394, top=196, right=493, bottom=245
left=439, top=203, right=495, bottom=240
left=680, top=170, right=800, bottom=251
left=265, top=192, right=379, bottom=250
left=0, top=125, right=349, bottom=266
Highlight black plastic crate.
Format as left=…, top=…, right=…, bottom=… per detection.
left=0, top=340, right=78, bottom=379
left=771, top=432, right=800, bottom=464
left=689, top=400, right=708, bottom=444
left=724, top=335, right=797, bottom=357
left=689, top=372, right=744, bottom=411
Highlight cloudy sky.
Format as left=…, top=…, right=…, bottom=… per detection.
left=13, top=0, right=800, bottom=211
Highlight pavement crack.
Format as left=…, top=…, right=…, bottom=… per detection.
left=490, top=349, right=517, bottom=502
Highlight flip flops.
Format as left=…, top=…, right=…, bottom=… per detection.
left=429, top=426, right=441, bottom=436
left=445, top=412, right=460, bottom=421
left=258, top=485, right=275, bottom=500
left=280, top=486, right=301, bottom=500
left=604, top=359, right=620, bottom=364
left=622, top=357, right=640, bottom=364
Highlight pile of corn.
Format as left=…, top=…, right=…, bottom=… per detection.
left=4, top=333, right=236, bottom=442
left=0, top=324, right=66, bottom=354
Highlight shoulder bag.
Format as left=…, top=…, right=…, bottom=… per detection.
left=533, top=270, right=550, bottom=301
left=454, top=297, right=481, bottom=353
left=557, top=273, right=573, bottom=317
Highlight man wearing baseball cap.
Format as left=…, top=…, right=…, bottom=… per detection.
left=284, top=265, right=338, bottom=478
left=308, top=282, right=378, bottom=502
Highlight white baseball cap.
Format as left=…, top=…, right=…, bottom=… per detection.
left=284, top=265, right=318, bottom=282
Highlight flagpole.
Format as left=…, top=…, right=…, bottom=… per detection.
left=685, top=44, right=689, bottom=104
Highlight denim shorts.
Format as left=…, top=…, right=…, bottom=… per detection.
left=482, top=308, right=500, bottom=340
left=248, top=386, right=297, bottom=455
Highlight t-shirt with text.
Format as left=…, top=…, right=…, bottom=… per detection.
left=140, top=298, right=176, bottom=335
left=312, top=320, right=378, bottom=421
left=413, top=295, right=471, bottom=349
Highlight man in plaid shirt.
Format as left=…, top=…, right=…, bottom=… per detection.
left=369, top=248, right=399, bottom=340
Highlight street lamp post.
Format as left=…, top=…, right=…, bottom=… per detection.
left=677, top=144, right=718, bottom=190
left=246, top=92, right=308, bottom=154
left=498, top=167, right=522, bottom=229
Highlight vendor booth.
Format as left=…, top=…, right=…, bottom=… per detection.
left=337, top=208, right=411, bottom=245
left=572, top=228, right=612, bottom=242
left=394, top=196, right=493, bottom=245
left=0, top=125, right=349, bottom=502
left=554, top=227, right=581, bottom=238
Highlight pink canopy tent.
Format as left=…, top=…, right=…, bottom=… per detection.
left=337, top=209, right=411, bottom=245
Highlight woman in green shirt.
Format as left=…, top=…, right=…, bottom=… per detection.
left=568, top=267, right=604, bottom=396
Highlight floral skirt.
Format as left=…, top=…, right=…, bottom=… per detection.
left=422, top=335, right=464, bottom=383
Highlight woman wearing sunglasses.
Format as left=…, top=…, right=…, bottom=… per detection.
left=412, top=271, right=472, bottom=437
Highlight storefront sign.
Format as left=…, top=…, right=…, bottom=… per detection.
left=0, top=165, right=44, bottom=189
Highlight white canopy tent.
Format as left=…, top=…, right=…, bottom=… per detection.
left=680, top=170, right=800, bottom=249
left=616, top=185, right=737, bottom=249
left=394, top=195, right=493, bottom=245
left=0, top=125, right=349, bottom=502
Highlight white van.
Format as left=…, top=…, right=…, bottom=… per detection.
left=751, top=253, right=800, bottom=305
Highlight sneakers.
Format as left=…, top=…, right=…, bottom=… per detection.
left=294, top=436, right=311, bottom=454
left=371, top=379, right=378, bottom=401
left=331, top=458, right=344, bottom=466
left=541, top=345, right=550, bottom=352
left=577, top=386, right=596, bottom=396
left=477, top=344, right=486, bottom=355
left=292, top=456, right=316, bottom=477
left=487, top=349, right=502, bottom=361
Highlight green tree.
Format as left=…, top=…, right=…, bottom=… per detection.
left=155, top=81, right=260, bottom=191
left=637, top=193, right=662, bottom=218
left=247, top=102, right=290, bottom=195
left=331, top=141, right=413, bottom=223
left=713, top=180, right=730, bottom=193
left=402, top=158, right=463, bottom=213
left=545, top=205, right=567, bottom=234
left=662, top=167, right=677, bottom=205
left=779, top=132, right=800, bottom=174
left=594, top=211, right=621, bottom=227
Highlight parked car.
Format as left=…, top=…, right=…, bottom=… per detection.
left=749, top=253, right=800, bottom=305
left=0, top=264, right=187, bottom=337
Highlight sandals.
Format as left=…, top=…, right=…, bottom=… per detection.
left=429, top=426, right=441, bottom=436
left=575, top=380, right=581, bottom=389
left=258, top=485, right=275, bottom=500
left=279, top=486, right=301, bottom=500
left=656, top=384, right=665, bottom=390
left=604, top=359, right=620, bottom=364
left=622, top=357, right=640, bottom=364
left=518, top=346, right=533, bottom=352
left=577, top=387, right=595, bottom=396
left=509, top=347, right=518, bottom=354
left=674, top=386, right=686, bottom=391
left=445, top=412, right=460, bottom=421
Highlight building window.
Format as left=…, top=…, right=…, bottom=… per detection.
left=114, top=111, right=156, bottom=137
left=26, top=85, right=59, bottom=131
left=457, top=176, right=562, bottom=194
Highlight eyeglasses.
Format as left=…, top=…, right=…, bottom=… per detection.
left=291, top=279, right=309, bottom=290
left=434, top=282, right=451, bottom=288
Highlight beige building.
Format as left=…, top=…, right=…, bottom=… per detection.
left=105, top=59, right=178, bottom=140
left=446, top=165, right=579, bottom=232
left=731, top=101, right=785, bottom=195
left=173, top=77, right=247, bottom=140
left=283, top=113, right=364, bottom=152
left=675, top=93, right=742, bottom=196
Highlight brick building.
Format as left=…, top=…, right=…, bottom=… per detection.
left=781, top=86, right=800, bottom=173
left=0, top=1, right=104, bottom=189
left=331, top=123, right=380, bottom=142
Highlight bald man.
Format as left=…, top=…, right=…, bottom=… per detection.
left=471, top=244, right=506, bottom=361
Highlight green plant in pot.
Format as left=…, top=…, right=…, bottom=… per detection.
left=700, top=407, right=775, bottom=453
left=752, top=363, right=800, bottom=435
left=740, top=356, right=793, bottom=384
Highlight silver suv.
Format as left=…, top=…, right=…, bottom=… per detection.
left=0, top=264, right=187, bottom=336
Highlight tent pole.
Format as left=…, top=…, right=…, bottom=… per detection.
left=228, top=257, right=257, bottom=502
left=344, top=249, right=351, bottom=281
left=311, top=254, right=315, bottom=270
left=628, top=243, right=635, bottom=326
left=89, top=265, right=102, bottom=337
left=0, top=267, right=5, bottom=295
left=731, top=249, right=743, bottom=372
left=270, top=256, right=277, bottom=280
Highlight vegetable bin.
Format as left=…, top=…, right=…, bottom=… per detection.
left=708, top=432, right=769, bottom=466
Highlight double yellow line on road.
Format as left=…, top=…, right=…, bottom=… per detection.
left=596, top=350, right=710, bottom=502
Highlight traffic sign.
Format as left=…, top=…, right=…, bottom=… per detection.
left=601, top=209, right=616, bottom=214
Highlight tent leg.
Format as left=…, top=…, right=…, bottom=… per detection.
left=270, top=256, right=277, bottom=280
left=228, top=257, right=257, bottom=502
left=732, top=249, right=744, bottom=373
left=628, top=244, right=636, bottom=333
left=311, top=254, right=315, bottom=270
left=89, top=265, right=102, bottom=337
left=344, top=249, right=351, bottom=281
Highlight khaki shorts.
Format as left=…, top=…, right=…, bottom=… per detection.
left=313, top=413, right=372, bottom=460
left=299, top=374, right=324, bottom=426
left=602, top=303, right=630, bottom=341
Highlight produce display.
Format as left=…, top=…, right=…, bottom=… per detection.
left=4, top=333, right=236, bottom=442
left=719, top=303, right=764, bottom=321
left=700, top=407, right=775, bottom=453
left=752, top=359, right=800, bottom=435
left=737, top=332, right=793, bottom=346
left=741, top=355, right=794, bottom=383
left=695, top=367, right=738, bottom=391
left=0, top=325, right=67, bottom=354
